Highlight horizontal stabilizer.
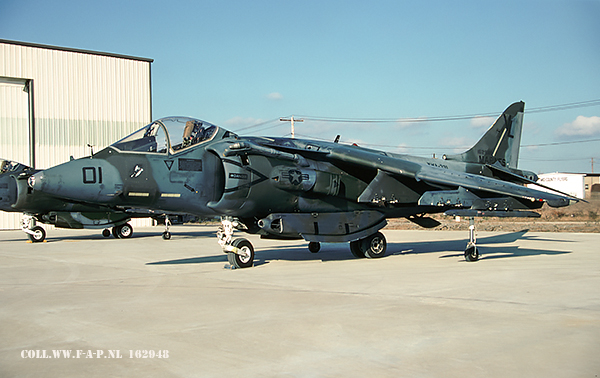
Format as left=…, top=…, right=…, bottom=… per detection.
left=415, top=165, right=575, bottom=207
left=486, top=163, right=536, bottom=184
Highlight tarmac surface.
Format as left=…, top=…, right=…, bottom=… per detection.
left=1, top=225, right=599, bottom=378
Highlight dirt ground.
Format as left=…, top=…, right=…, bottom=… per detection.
left=386, top=198, right=600, bottom=233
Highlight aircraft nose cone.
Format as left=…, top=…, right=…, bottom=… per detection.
left=28, top=158, right=124, bottom=204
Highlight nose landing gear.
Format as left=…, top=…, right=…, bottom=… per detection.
left=21, top=215, right=46, bottom=243
left=218, top=217, right=254, bottom=269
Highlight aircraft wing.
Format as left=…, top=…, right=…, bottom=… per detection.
left=414, top=165, right=572, bottom=207
left=242, top=140, right=576, bottom=208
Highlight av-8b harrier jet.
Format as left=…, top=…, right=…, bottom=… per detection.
left=27, top=102, right=579, bottom=267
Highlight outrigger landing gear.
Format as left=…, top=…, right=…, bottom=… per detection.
left=162, top=215, right=172, bottom=240
left=464, top=217, right=479, bottom=262
left=22, top=215, right=46, bottom=243
left=218, top=217, right=254, bottom=269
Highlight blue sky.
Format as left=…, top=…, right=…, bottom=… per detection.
left=2, top=0, right=599, bottom=173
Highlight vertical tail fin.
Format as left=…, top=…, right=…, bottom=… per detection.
left=444, top=101, right=525, bottom=169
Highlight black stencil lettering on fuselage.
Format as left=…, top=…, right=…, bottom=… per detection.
left=178, top=159, right=202, bottom=171
left=82, top=167, right=96, bottom=184
left=228, top=173, right=248, bottom=180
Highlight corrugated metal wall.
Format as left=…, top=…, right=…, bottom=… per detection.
left=0, top=41, right=153, bottom=229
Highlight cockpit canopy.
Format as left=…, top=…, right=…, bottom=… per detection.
left=111, top=117, right=219, bottom=154
left=0, top=160, right=28, bottom=175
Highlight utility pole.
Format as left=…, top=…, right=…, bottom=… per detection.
left=280, top=116, right=303, bottom=138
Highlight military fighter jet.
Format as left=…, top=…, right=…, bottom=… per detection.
left=0, top=158, right=179, bottom=242
left=27, top=102, right=579, bottom=267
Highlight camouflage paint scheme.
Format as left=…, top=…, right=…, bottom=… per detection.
left=1, top=160, right=154, bottom=241
left=27, top=102, right=578, bottom=266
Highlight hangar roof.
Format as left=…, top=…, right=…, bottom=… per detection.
left=0, top=39, right=153, bottom=63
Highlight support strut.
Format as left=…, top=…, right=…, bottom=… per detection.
left=464, top=216, right=479, bottom=262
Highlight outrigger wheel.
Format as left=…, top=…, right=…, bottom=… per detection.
left=308, top=242, right=320, bottom=253
left=464, top=242, right=479, bottom=262
left=162, top=215, right=172, bottom=240
left=28, top=226, right=46, bottom=243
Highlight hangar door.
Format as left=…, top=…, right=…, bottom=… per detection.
left=0, top=77, right=31, bottom=229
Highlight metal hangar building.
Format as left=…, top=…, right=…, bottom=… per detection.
left=0, top=39, right=153, bottom=229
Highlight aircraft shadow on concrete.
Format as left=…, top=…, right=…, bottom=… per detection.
left=0, top=230, right=217, bottom=243
left=146, top=230, right=573, bottom=267
left=393, top=230, right=573, bottom=261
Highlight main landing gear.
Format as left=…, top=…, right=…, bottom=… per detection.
left=102, top=223, right=134, bottom=239
left=217, top=217, right=388, bottom=269
left=464, top=217, right=479, bottom=262
left=349, top=231, right=387, bottom=258
left=306, top=232, right=388, bottom=259
left=218, top=217, right=255, bottom=269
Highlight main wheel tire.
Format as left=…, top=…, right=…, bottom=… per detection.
left=28, top=226, right=46, bottom=243
left=113, top=224, right=133, bottom=239
left=308, top=242, right=320, bottom=253
left=228, top=238, right=254, bottom=268
left=350, top=240, right=366, bottom=258
left=361, top=232, right=387, bottom=259
left=465, top=243, right=479, bottom=262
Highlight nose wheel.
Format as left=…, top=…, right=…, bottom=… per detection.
left=21, top=215, right=46, bottom=243
left=227, top=238, right=255, bottom=269
left=28, top=226, right=46, bottom=243
left=218, top=217, right=254, bottom=269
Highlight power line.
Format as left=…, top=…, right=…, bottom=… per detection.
left=230, top=98, right=600, bottom=139
left=296, top=99, right=600, bottom=124
left=232, top=118, right=281, bottom=133
left=522, top=137, right=600, bottom=147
